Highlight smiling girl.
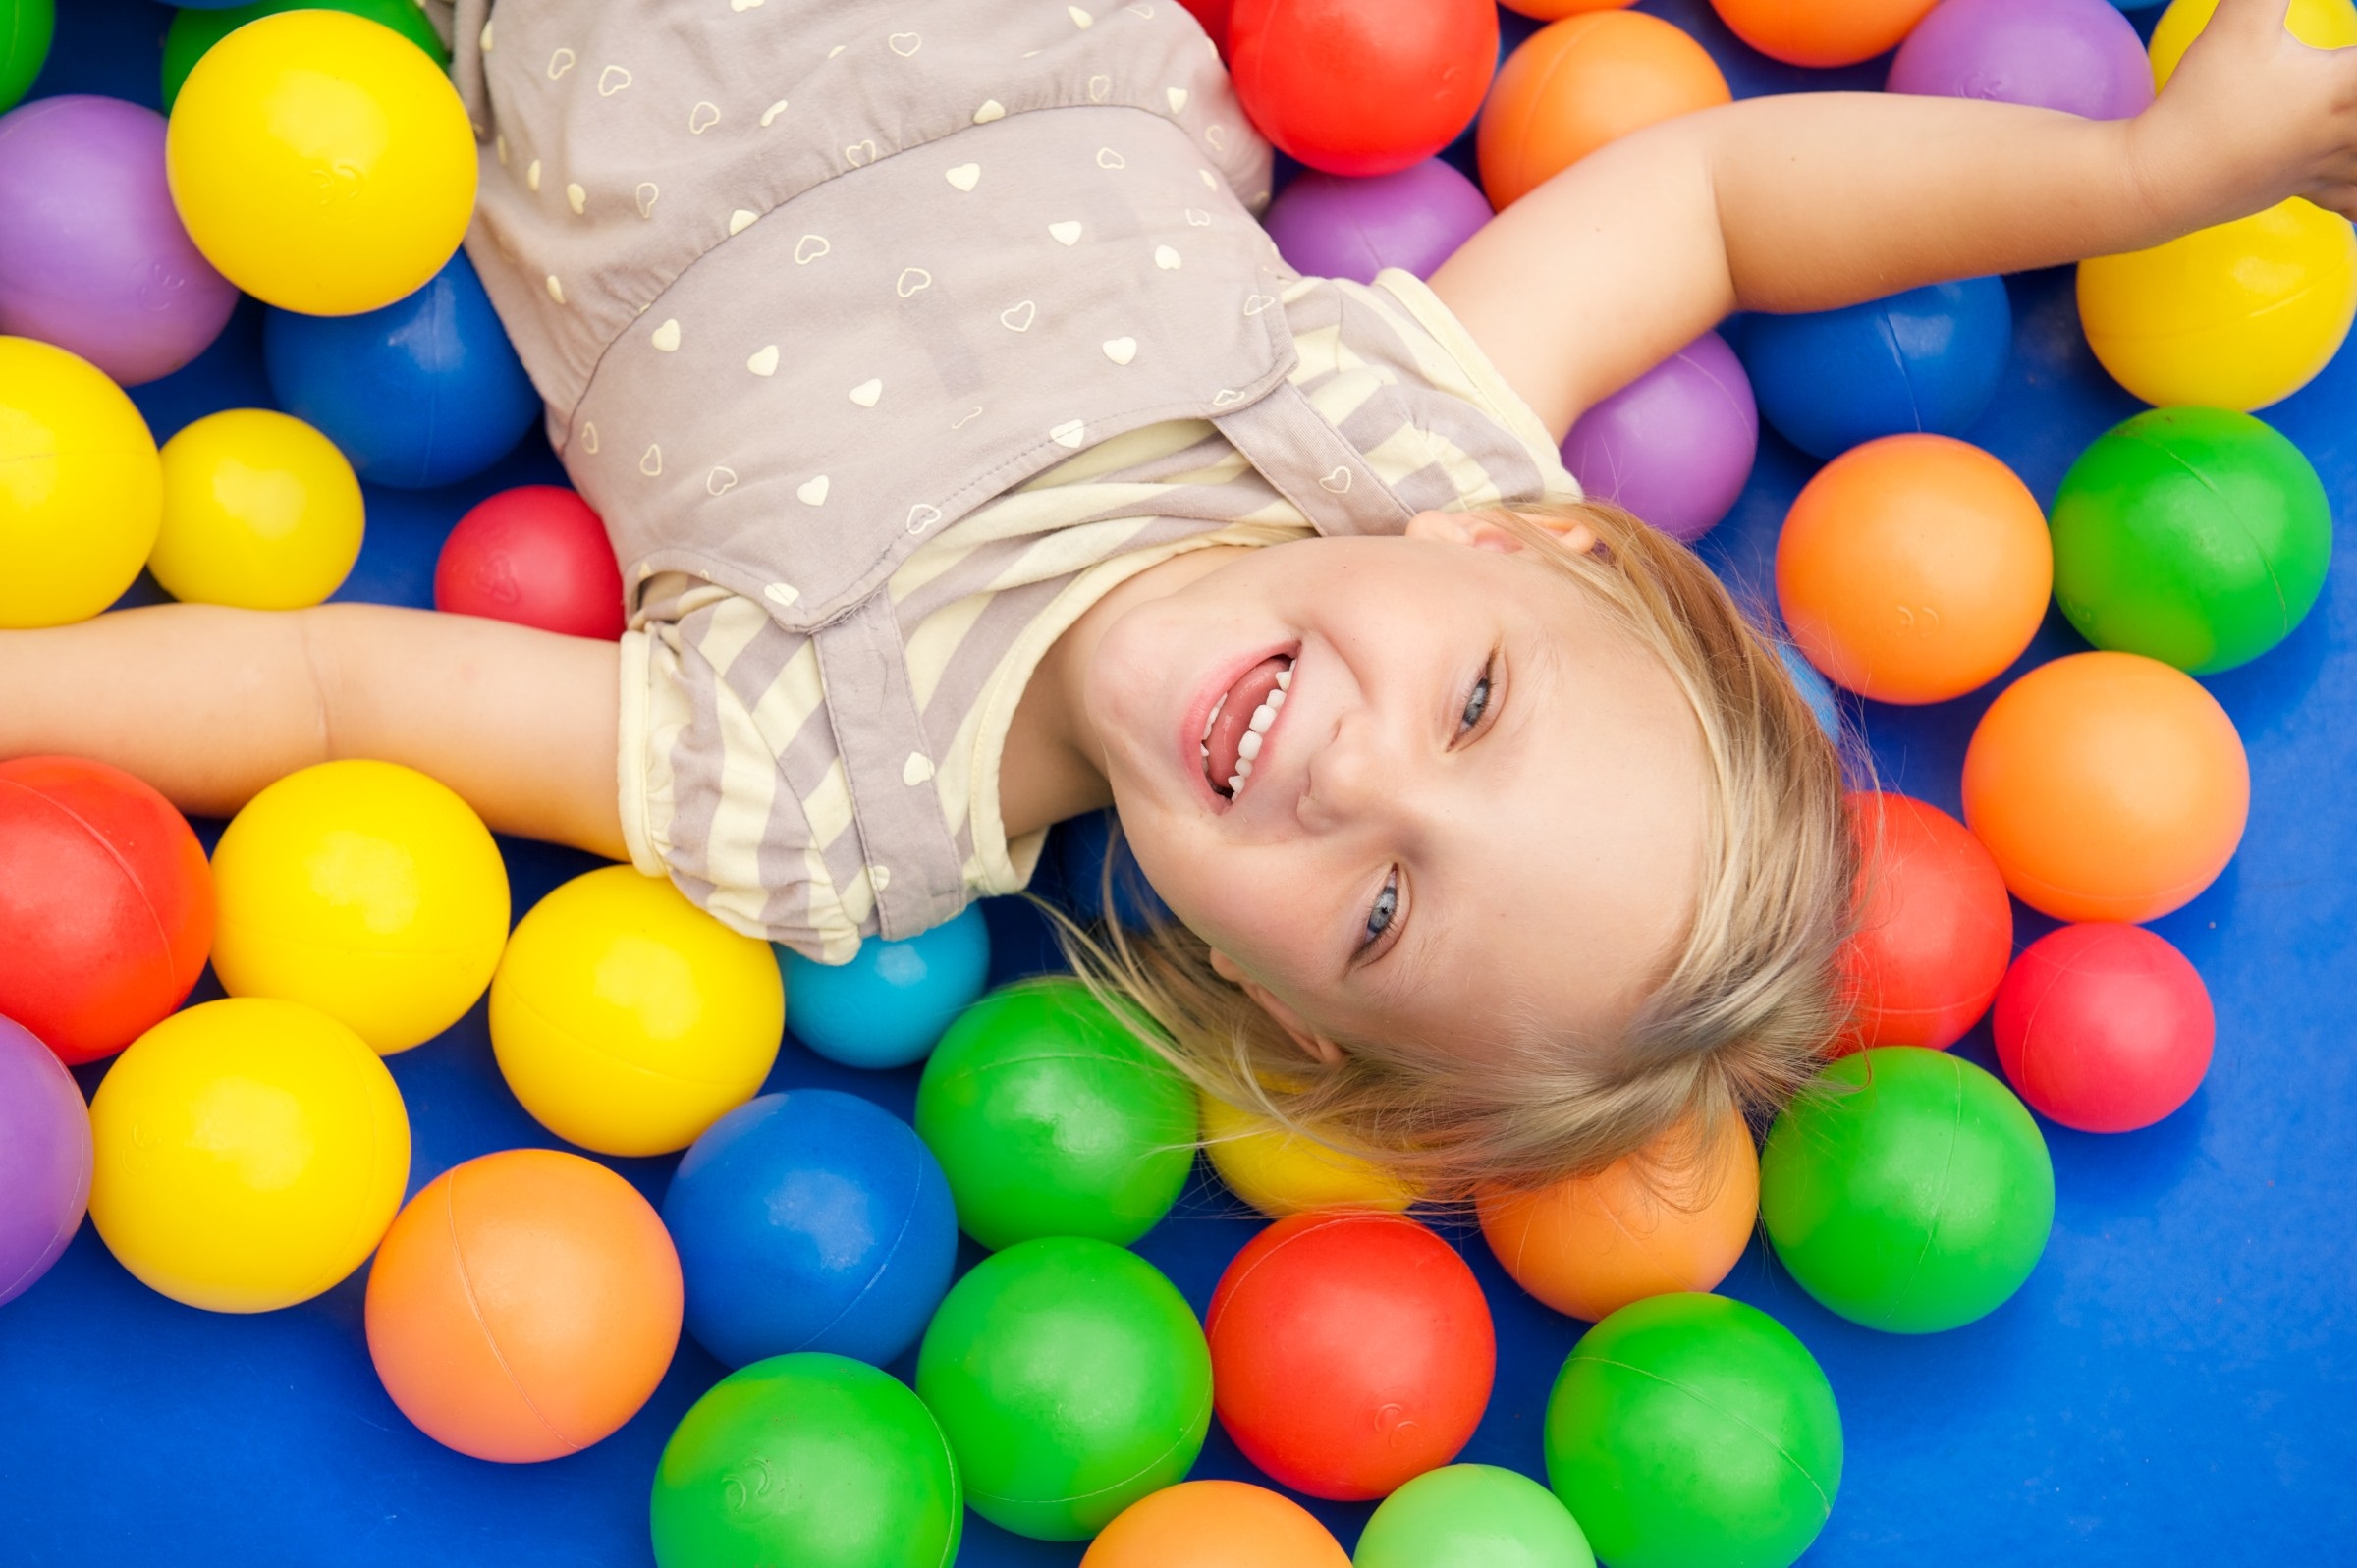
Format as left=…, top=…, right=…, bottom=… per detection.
left=6, top=0, right=2352, bottom=1187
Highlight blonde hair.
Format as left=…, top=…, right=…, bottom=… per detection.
left=1058, top=499, right=1858, bottom=1196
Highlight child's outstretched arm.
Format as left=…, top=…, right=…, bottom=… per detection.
left=1432, top=0, right=2357, bottom=436
left=0, top=603, right=628, bottom=860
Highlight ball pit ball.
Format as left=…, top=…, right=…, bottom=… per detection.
left=490, top=865, right=784, bottom=1157
left=0, top=1015, right=92, bottom=1308
left=166, top=9, right=476, bottom=316
left=1477, top=1113, right=1758, bottom=1325
left=1227, top=0, right=1498, bottom=177
left=1079, top=1481, right=1351, bottom=1568
left=266, top=249, right=540, bottom=490
left=1739, top=276, right=2012, bottom=461
left=650, top=1352, right=962, bottom=1568
left=1545, top=1292, right=1841, bottom=1568
left=1709, top=0, right=1940, bottom=66
left=1962, top=651, right=2249, bottom=922
left=1206, top=1211, right=1495, bottom=1500
left=1994, top=923, right=2215, bottom=1132
left=662, top=1089, right=957, bottom=1370
left=1762, top=1047, right=2055, bottom=1333
left=0, top=335, right=162, bottom=629
left=434, top=485, right=626, bottom=641
left=0, top=0, right=51, bottom=115
left=1776, top=434, right=2052, bottom=705
left=915, top=1235, right=1212, bottom=1541
left=211, top=760, right=509, bottom=1054
left=0, top=755, right=212, bottom=1066
left=2050, top=406, right=2331, bottom=675
left=1841, top=790, right=2013, bottom=1052
left=2078, top=198, right=2357, bottom=412
left=88, top=998, right=410, bottom=1314
left=913, top=979, right=1195, bottom=1250
left=1478, top=12, right=1731, bottom=211
left=777, top=901, right=991, bottom=1070
left=1200, top=1091, right=1420, bottom=1217
left=364, top=1148, right=682, bottom=1463
left=1356, top=1463, right=1597, bottom=1568
left=1778, top=642, right=1842, bottom=740
left=1887, top=0, right=2153, bottom=121
left=1561, top=329, right=1757, bottom=543
left=0, top=95, right=238, bottom=386
left=161, top=0, right=448, bottom=113
left=1505, top=0, right=1641, bottom=15
left=2150, top=0, right=2357, bottom=89
left=151, top=408, right=365, bottom=611
left=1259, top=160, right=1493, bottom=285
left=1176, top=0, right=1233, bottom=52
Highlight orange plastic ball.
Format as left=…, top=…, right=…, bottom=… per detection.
left=1080, top=1480, right=1352, bottom=1568
left=1777, top=434, right=2053, bottom=705
left=1962, top=651, right=2249, bottom=923
left=1476, top=1114, right=1758, bottom=1323
left=1504, top=0, right=1637, bottom=16
left=364, top=1148, right=684, bottom=1463
left=1478, top=12, right=1730, bottom=209
left=1709, top=0, right=1941, bottom=66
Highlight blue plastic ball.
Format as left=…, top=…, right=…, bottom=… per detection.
left=663, top=1089, right=958, bottom=1370
left=1735, top=276, right=2011, bottom=460
left=263, top=248, right=539, bottom=489
left=779, top=902, right=990, bottom=1069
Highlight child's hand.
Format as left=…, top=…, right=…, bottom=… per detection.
left=2132, top=0, right=2357, bottom=228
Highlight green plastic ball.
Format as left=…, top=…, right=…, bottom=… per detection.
left=0, top=0, right=54, bottom=114
left=648, top=1352, right=961, bottom=1568
left=161, top=0, right=449, bottom=113
left=1356, top=1463, right=1597, bottom=1568
left=1544, top=1293, right=1841, bottom=1568
left=1761, top=1047, right=2055, bottom=1333
left=914, top=978, right=1195, bottom=1250
left=2051, top=406, right=2331, bottom=675
left=914, top=1235, right=1211, bottom=1541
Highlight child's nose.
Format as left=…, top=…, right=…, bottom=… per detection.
left=1297, top=706, right=1404, bottom=836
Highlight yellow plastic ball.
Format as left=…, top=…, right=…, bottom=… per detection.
left=165, top=10, right=476, bottom=316
left=2151, top=0, right=2357, bottom=89
left=2078, top=197, right=2357, bottom=411
left=88, top=997, right=411, bottom=1313
left=490, top=866, right=784, bottom=1158
left=1200, top=1092, right=1420, bottom=1218
left=211, top=760, right=511, bottom=1054
left=151, top=408, right=364, bottom=610
left=0, top=336, right=161, bottom=628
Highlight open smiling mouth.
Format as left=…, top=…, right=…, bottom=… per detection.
left=1201, top=653, right=1294, bottom=799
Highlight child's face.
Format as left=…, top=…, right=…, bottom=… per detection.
left=1083, top=514, right=1710, bottom=1061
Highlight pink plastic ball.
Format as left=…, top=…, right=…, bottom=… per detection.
left=1561, top=330, right=1758, bottom=542
left=0, top=95, right=237, bottom=386
left=1993, top=923, right=2215, bottom=1133
left=434, top=486, right=625, bottom=641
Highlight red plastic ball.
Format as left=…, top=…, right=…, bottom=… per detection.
left=1228, top=0, right=1499, bottom=178
left=1205, top=1211, right=1494, bottom=1500
left=0, top=757, right=213, bottom=1065
left=434, top=485, right=625, bottom=640
left=1841, top=790, right=2013, bottom=1052
left=1993, top=923, right=2213, bottom=1133
left=1177, top=0, right=1235, bottom=52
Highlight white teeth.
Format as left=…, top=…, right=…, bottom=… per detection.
left=1275, top=666, right=1291, bottom=691
left=1227, top=774, right=1244, bottom=793
left=1267, top=688, right=1285, bottom=708
left=1235, top=757, right=1252, bottom=776
left=1201, top=692, right=1228, bottom=743
left=1237, top=730, right=1261, bottom=760
left=1247, top=701, right=1275, bottom=734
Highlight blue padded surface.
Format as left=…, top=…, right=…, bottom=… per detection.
left=4, top=1, right=2351, bottom=1563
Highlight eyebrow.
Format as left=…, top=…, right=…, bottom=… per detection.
left=1372, top=625, right=1556, bottom=1016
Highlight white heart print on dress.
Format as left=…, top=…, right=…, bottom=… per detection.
left=746, top=345, right=780, bottom=376
left=1154, top=245, right=1181, bottom=270
left=1049, top=420, right=1087, bottom=449
left=1102, top=337, right=1137, bottom=366
left=650, top=318, right=682, bottom=351
left=897, top=268, right=932, bottom=297
left=796, top=475, right=830, bottom=506
left=849, top=378, right=883, bottom=407
left=945, top=164, right=981, bottom=192
left=889, top=31, right=921, bottom=55
left=1000, top=301, right=1037, bottom=333
left=1049, top=221, right=1083, bottom=246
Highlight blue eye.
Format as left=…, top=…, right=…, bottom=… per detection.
left=1363, top=870, right=1398, bottom=950
left=1460, top=672, right=1491, bottom=732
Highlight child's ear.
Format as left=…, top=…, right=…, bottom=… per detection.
left=1208, top=948, right=1346, bottom=1067
left=1403, top=508, right=1597, bottom=557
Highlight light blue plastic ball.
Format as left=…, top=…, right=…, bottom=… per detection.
left=1780, top=642, right=1842, bottom=741
left=779, top=902, right=991, bottom=1069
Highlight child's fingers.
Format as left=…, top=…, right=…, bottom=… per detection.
left=2208, top=0, right=2298, bottom=44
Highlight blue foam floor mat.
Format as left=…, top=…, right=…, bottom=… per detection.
left=5, top=1, right=2352, bottom=1563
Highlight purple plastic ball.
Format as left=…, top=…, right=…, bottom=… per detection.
left=0, top=1014, right=91, bottom=1308
left=0, top=94, right=238, bottom=386
left=1888, top=0, right=2155, bottom=122
left=1562, top=330, right=1758, bottom=544
left=1262, top=159, right=1494, bottom=284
